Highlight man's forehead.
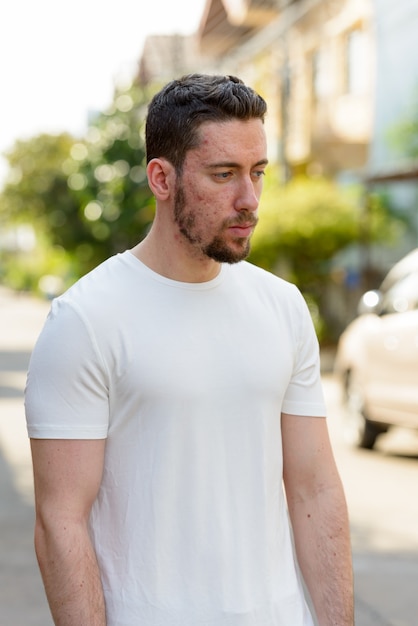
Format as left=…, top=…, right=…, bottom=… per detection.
left=192, top=119, right=267, bottom=158
left=198, top=117, right=265, bottom=136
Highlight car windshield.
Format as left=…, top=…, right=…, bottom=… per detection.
left=379, top=271, right=418, bottom=315
left=380, top=249, right=418, bottom=293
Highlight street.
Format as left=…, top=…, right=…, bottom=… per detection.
left=1, top=286, right=418, bottom=625
left=323, top=374, right=418, bottom=625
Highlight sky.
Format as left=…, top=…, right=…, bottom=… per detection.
left=0, top=0, right=207, bottom=185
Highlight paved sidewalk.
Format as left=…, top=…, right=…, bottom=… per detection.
left=0, top=287, right=53, bottom=625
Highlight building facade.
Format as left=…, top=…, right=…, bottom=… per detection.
left=197, top=0, right=375, bottom=183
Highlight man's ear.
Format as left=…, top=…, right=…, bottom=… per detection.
left=146, top=158, right=175, bottom=200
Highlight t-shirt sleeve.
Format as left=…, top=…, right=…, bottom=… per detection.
left=281, top=287, right=327, bottom=417
left=25, top=297, right=110, bottom=439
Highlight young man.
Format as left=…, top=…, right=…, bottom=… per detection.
left=25, top=74, right=354, bottom=625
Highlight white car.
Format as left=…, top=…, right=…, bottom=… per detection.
left=334, top=248, right=418, bottom=449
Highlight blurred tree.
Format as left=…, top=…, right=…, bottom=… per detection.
left=67, top=82, right=155, bottom=275
left=0, top=132, right=80, bottom=291
left=0, top=82, right=155, bottom=290
left=1, top=132, right=78, bottom=226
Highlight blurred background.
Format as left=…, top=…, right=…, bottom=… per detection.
left=1, top=0, right=418, bottom=342
left=1, top=1, right=418, bottom=624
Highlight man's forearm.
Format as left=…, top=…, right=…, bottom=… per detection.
left=35, top=520, right=106, bottom=625
left=289, top=484, right=354, bottom=626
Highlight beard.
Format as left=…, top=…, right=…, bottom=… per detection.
left=173, top=184, right=256, bottom=264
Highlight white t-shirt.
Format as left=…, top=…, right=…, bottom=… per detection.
left=25, top=251, right=326, bottom=626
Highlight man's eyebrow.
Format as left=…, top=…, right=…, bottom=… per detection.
left=206, top=158, right=269, bottom=169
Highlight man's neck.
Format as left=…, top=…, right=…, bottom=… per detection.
left=130, top=233, right=222, bottom=284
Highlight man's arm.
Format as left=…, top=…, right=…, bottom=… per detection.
left=282, top=413, right=354, bottom=626
left=30, top=438, right=107, bottom=625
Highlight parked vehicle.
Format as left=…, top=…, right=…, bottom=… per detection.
left=334, top=248, right=418, bottom=449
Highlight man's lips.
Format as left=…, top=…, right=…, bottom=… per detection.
left=228, top=222, right=257, bottom=237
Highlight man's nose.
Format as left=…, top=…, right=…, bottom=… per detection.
left=235, top=177, right=260, bottom=213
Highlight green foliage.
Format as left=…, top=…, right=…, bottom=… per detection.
left=0, top=82, right=155, bottom=290
left=386, top=89, right=418, bottom=158
left=0, top=238, right=72, bottom=295
left=66, top=83, right=155, bottom=274
left=0, top=132, right=81, bottom=292
left=0, top=132, right=78, bottom=225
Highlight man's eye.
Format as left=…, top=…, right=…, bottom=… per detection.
left=214, top=172, right=232, bottom=180
left=253, top=170, right=266, bottom=179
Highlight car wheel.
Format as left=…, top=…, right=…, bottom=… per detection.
left=343, top=371, right=384, bottom=450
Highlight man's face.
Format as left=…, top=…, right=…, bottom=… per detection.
left=173, top=118, right=268, bottom=264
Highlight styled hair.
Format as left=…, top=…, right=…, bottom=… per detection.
left=145, top=74, right=267, bottom=172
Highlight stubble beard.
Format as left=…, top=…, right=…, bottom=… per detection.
left=173, top=184, right=255, bottom=265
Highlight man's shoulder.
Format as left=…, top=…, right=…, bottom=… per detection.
left=232, top=261, right=297, bottom=293
left=62, top=251, right=136, bottom=300
left=53, top=252, right=139, bottom=320
left=227, top=262, right=307, bottom=319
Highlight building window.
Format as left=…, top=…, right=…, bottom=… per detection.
left=311, top=48, right=329, bottom=102
left=344, top=28, right=368, bottom=95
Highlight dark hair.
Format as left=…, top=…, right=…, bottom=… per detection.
left=145, top=74, right=267, bottom=172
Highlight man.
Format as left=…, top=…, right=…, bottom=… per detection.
left=25, top=74, right=353, bottom=625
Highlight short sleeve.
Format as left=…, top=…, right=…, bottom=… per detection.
left=281, top=288, right=327, bottom=417
left=25, top=297, right=110, bottom=439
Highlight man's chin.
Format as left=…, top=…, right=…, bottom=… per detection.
left=204, top=239, right=251, bottom=264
